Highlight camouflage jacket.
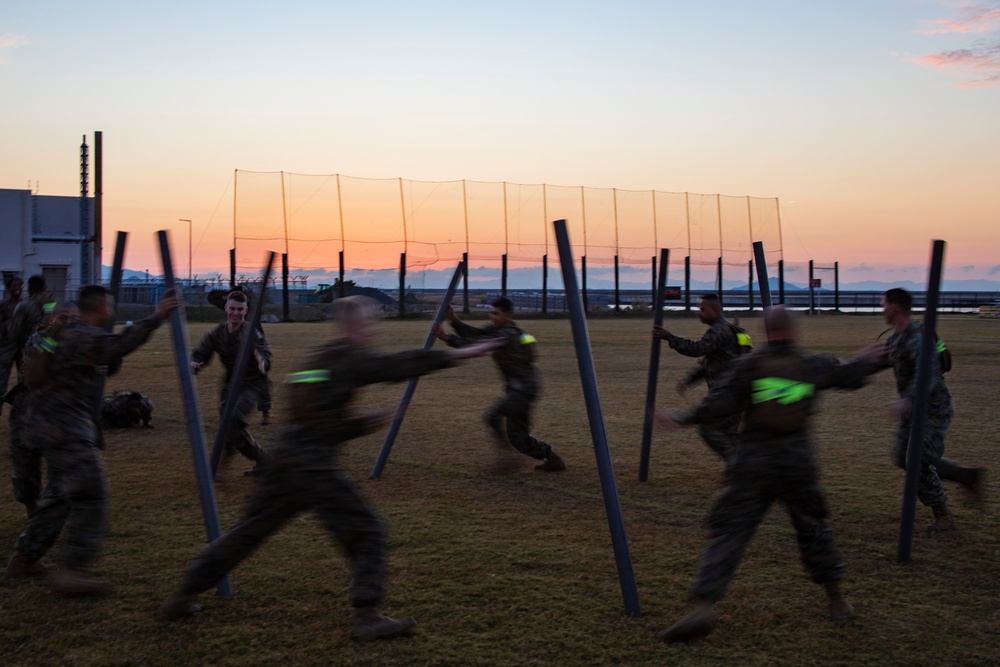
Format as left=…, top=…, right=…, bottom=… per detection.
left=278, top=340, right=456, bottom=469
left=667, top=317, right=742, bottom=389
left=0, top=296, right=23, bottom=351
left=26, top=316, right=163, bottom=447
left=680, top=340, right=874, bottom=448
left=10, top=292, right=55, bottom=350
left=442, top=319, right=538, bottom=393
left=885, top=321, right=953, bottom=421
left=192, top=321, right=272, bottom=391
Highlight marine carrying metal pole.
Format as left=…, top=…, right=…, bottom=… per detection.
left=553, top=219, right=641, bottom=618
left=371, top=261, right=465, bottom=480
left=209, top=252, right=275, bottom=477
left=157, top=230, right=232, bottom=598
left=898, top=240, right=946, bottom=563
left=639, top=248, right=669, bottom=482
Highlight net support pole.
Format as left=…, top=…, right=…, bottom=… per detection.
left=371, top=261, right=465, bottom=480
left=753, top=242, right=773, bottom=309
left=229, top=249, right=236, bottom=290
left=398, top=253, right=406, bottom=318
left=157, top=230, right=232, bottom=598
left=748, top=260, right=753, bottom=312
left=93, top=231, right=127, bottom=421
left=542, top=254, right=548, bottom=314
left=898, top=240, right=946, bottom=564
left=281, top=252, right=289, bottom=322
left=809, top=260, right=815, bottom=315
left=553, top=219, right=641, bottom=618
left=717, top=257, right=723, bottom=308
left=614, top=255, right=620, bottom=312
left=209, top=252, right=276, bottom=476
left=684, top=256, right=691, bottom=311
left=501, top=253, right=508, bottom=297
left=339, top=251, right=346, bottom=299
left=639, top=248, right=669, bottom=482
left=462, top=251, right=469, bottom=314
left=778, top=259, right=785, bottom=304
left=581, top=255, right=588, bottom=312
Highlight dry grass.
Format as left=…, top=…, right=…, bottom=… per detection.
left=1, top=313, right=997, bottom=666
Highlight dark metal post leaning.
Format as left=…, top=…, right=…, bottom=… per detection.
left=208, top=252, right=276, bottom=477
left=639, top=248, right=669, bottom=482
left=753, top=242, right=773, bottom=309
left=553, top=219, right=641, bottom=618
left=371, top=261, right=465, bottom=480
left=93, top=231, right=127, bottom=422
left=898, top=240, right=946, bottom=563
left=157, top=230, right=233, bottom=598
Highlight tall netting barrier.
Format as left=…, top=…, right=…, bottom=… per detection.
left=233, top=171, right=782, bottom=296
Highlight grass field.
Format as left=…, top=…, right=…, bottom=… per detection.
left=1, top=312, right=997, bottom=666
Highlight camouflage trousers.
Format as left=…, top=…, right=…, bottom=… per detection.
left=14, top=438, right=109, bottom=569
left=219, top=385, right=268, bottom=464
left=6, top=386, right=42, bottom=508
left=697, top=414, right=741, bottom=462
left=177, top=460, right=387, bottom=608
left=486, top=389, right=550, bottom=460
left=690, top=450, right=844, bottom=603
left=891, top=415, right=951, bottom=508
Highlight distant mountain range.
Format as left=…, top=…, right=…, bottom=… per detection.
left=106, top=266, right=1000, bottom=293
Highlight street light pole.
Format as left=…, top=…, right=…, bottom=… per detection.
left=179, top=219, right=192, bottom=283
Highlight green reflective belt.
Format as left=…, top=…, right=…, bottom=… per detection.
left=935, top=339, right=947, bottom=353
left=736, top=333, right=752, bottom=347
left=42, top=302, right=57, bottom=314
left=520, top=334, right=537, bottom=345
left=752, top=377, right=815, bottom=405
left=36, top=337, right=58, bottom=354
left=288, top=369, right=331, bottom=384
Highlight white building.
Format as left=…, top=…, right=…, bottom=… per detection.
left=0, top=188, right=96, bottom=300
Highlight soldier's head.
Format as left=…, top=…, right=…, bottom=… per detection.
left=4, top=276, right=24, bottom=300
left=51, top=300, right=79, bottom=332
left=78, top=285, right=114, bottom=327
left=881, top=288, right=912, bottom=326
left=489, top=297, right=514, bottom=328
left=27, top=275, right=46, bottom=296
left=697, top=294, right=723, bottom=325
left=225, top=291, right=248, bottom=329
left=764, top=305, right=799, bottom=343
left=331, top=296, right=378, bottom=345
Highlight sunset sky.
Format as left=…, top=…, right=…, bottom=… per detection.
left=2, top=1, right=998, bottom=286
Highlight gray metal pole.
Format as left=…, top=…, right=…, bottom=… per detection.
left=753, top=242, right=773, bottom=308
left=371, top=261, right=465, bottom=480
left=553, top=219, right=641, bottom=618
left=639, top=248, right=669, bottom=482
left=898, top=240, right=946, bottom=563
left=156, top=230, right=232, bottom=598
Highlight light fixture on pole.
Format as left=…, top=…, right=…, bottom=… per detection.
left=179, top=219, right=192, bottom=282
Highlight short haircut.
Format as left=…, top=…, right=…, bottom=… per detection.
left=226, top=291, right=248, bottom=304
left=4, top=276, right=23, bottom=290
left=883, top=288, right=912, bottom=312
left=492, top=296, right=513, bottom=313
left=78, top=284, right=111, bottom=313
left=27, top=275, right=46, bottom=294
left=700, top=294, right=722, bottom=310
left=331, top=295, right=376, bottom=323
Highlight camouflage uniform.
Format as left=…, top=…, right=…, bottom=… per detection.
left=665, top=317, right=743, bottom=461
left=441, top=320, right=552, bottom=461
left=0, top=294, right=24, bottom=417
left=192, top=321, right=271, bottom=466
left=100, top=391, right=154, bottom=428
left=676, top=340, right=873, bottom=604
left=13, top=315, right=165, bottom=569
left=207, top=287, right=272, bottom=419
left=172, top=339, right=457, bottom=608
left=4, top=330, right=52, bottom=510
left=885, top=321, right=956, bottom=509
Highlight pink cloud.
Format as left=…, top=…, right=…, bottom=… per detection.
left=912, top=4, right=1000, bottom=88
left=0, top=33, right=31, bottom=50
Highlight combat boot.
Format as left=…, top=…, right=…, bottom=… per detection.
left=824, top=581, right=855, bottom=622
left=351, top=607, right=417, bottom=642
left=927, top=503, right=956, bottom=534
left=245, top=450, right=272, bottom=477
left=659, top=601, right=717, bottom=643
left=534, top=449, right=566, bottom=472
left=48, top=566, right=112, bottom=597
left=160, top=591, right=203, bottom=620
left=5, top=551, right=51, bottom=578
